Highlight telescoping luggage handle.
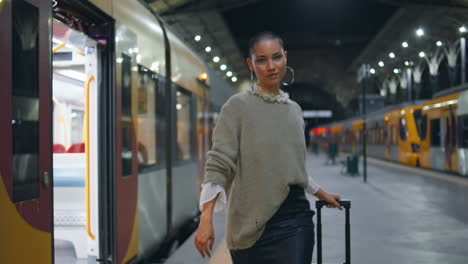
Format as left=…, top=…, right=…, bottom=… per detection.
left=316, top=200, right=351, bottom=264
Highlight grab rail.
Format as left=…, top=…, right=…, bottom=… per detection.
left=84, top=75, right=96, bottom=240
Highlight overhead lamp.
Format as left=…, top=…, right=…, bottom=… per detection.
left=231, top=77, right=238, bottom=82
left=393, top=69, right=400, bottom=74
left=205, top=46, right=212, bottom=53
left=405, top=61, right=410, bottom=66
left=436, top=41, right=443, bottom=47
left=220, top=64, right=227, bottom=71
left=378, top=61, right=384, bottom=67
left=460, top=26, right=467, bottom=33
left=194, top=35, right=201, bottom=41
left=416, top=28, right=424, bottom=37
left=369, top=68, right=376, bottom=74
left=402, top=42, right=409, bottom=48
left=389, top=52, right=396, bottom=59
left=419, top=51, right=426, bottom=58
left=213, top=56, right=220, bottom=63
left=226, top=71, right=233, bottom=77
left=176, top=104, right=182, bottom=110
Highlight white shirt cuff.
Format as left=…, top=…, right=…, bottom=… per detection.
left=199, top=183, right=227, bottom=213
left=305, top=174, right=320, bottom=195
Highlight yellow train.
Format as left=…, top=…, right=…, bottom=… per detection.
left=315, top=83, right=468, bottom=176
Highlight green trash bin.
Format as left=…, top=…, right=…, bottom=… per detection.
left=346, top=154, right=359, bottom=176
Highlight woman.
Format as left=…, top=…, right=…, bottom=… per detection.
left=194, top=31, right=342, bottom=264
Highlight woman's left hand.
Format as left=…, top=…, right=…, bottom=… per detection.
left=314, top=188, right=343, bottom=210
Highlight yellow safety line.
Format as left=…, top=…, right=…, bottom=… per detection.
left=367, top=157, right=468, bottom=186
left=84, top=75, right=96, bottom=240
left=52, top=43, right=65, bottom=54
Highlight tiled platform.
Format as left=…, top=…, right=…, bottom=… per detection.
left=165, top=153, right=468, bottom=264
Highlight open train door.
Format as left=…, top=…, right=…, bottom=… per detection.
left=114, top=25, right=140, bottom=264
left=0, top=0, right=53, bottom=263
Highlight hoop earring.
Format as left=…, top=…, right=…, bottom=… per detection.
left=250, top=71, right=256, bottom=91
left=282, top=66, right=295, bottom=86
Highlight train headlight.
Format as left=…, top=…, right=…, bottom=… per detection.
left=411, top=143, right=420, bottom=153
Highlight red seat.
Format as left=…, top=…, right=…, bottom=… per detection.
left=53, top=144, right=66, bottom=153
left=67, top=142, right=85, bottom=153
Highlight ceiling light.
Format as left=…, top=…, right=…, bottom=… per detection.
left=419, top=51, right=426, bottom=58
left=402, top=42, right=409, bottom=48
left=370, top=68, right=376, bottom=74
left=416, top=28, right=424, bottom=37
left=226, top=71, right=233, bottom=77
left=460, top=26, right=467, bottom=33
left=205, top=46, right=212, bottom=53
left=220, top=64, right=227, bottom=71
left=393, top=69, right=400, bottom=74
left=436, top=41, right=443, bottom=47
left=213, top=56, right=220, bottom=63
left=378, top=61, right=384, bottom=67
left=389, top=52, right=395, bottom=59
left=231, top=77, right=238, bottom=82
left=194, top=35, right=201, bottom=41
left=405, top=61, right=409, bottom=66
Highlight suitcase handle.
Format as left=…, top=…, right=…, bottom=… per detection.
left=315, top=199, right=351, bottom=264
left=316, top=199, right=351, bottom=209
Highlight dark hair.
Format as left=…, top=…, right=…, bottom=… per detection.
left=248, top=31, right=284, bottom=58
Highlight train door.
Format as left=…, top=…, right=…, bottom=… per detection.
left=0, top=0, right=53, bottom=263
left=429, top=118, right=445, bottom=170
left=444, top=107, right=458, bottom=173
left=52, top=19, right=103, bottom=263
left=458, top=90, right=468, bottom=176
left=115, top=24, right=139, bottom=264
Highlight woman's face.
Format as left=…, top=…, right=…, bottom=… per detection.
left=247, top=39, right=287, bottom=88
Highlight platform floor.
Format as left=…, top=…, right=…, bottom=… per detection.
left=165, top=153, right=468, bottom=264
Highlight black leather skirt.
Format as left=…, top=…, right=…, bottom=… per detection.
left=230, top=185, right=315, bottom=264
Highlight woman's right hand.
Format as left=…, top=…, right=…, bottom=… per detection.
left=194, top=213, right=215, bottom=258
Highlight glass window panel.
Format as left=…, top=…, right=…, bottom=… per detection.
left=121, top=54, right=133, bottom=176
left=12, top=0, right=40, bottom=202
left=137, top=66, right=157, bottom=169
left=430, top=119, right=441, bottom=147
left=460, top=116, right=468, bottom=148
left=399, top=118, right=407, bottom=141
left=176, top=90, right=192, bottom=161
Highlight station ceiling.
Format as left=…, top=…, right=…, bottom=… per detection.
left=143, top=0, right=468, bottom=121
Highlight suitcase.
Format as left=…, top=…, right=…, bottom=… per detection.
left=315, top=200, right=351, bottom=264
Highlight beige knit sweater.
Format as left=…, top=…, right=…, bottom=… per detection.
left=203, top=88, right=320, bottom=250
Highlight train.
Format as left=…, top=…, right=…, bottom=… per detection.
left=314, top=83, right=468, bottom=177
left=0, top=0, right=233, bottom=263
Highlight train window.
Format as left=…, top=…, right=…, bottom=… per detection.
left=420, top=115, right=428, bottom=140
left=430, top=119, right=441, bottom=147
left=459, top=115, right=468, bottom=148
left=11, top=0, right=40, bottom=202
left=399, top=118, right=407, bottom=141
left=156, top=78, right=166, bottom=163
left=176, top=88, right=193, bottom=160
left=121, top=54, right=133, bottom=176
left=136, top=66, right=158, bottom=170
left=413, top=109, right=422, bottom=138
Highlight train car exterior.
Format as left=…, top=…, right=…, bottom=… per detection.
left=420, top=93, right=459, bottom=173
left=0, top=0, right=230, bottom=263
left=317, top=102, right=424, bottom=167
